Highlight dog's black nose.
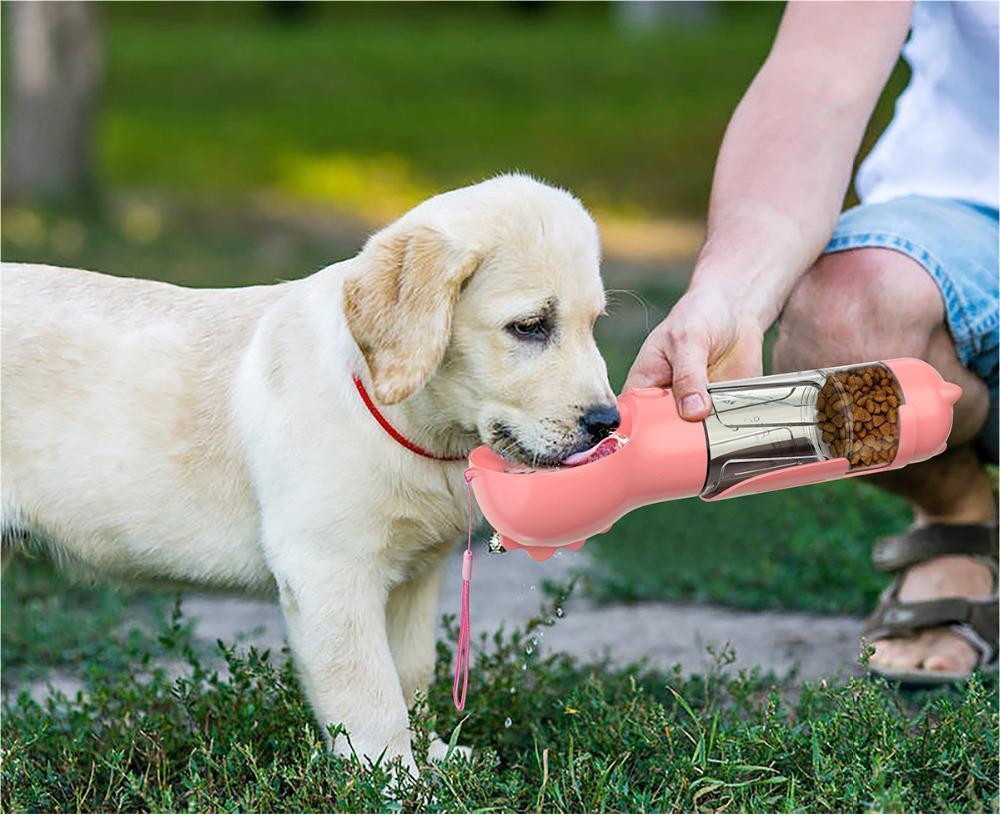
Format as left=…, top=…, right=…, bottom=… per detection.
left=581, top=403, right=621, bottom=444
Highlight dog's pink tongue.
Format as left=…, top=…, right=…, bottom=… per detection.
left=561, top=433, right=625, bottom=467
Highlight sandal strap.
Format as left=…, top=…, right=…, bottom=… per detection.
left=865, top=594, right=999, bottom=661
left=872, top=523, right=998, bottom=573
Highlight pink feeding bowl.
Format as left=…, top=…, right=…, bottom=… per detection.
left=468, top=386, right=707, bottom=559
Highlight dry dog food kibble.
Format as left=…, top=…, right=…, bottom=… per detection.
left=815, top=365, right=902, bottom=469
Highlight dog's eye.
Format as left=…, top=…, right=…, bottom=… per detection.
left=507, top=317, right=550, bottom=341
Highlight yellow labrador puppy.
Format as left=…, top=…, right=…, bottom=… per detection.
left=1, top=174, right=618, bottom=773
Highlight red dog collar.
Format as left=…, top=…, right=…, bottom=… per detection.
left=352, top=375, right=466, bottom=462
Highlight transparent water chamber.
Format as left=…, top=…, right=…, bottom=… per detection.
left=700, top=363, right=903, bottom=498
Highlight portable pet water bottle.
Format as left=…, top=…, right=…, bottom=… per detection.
left=465, top=358, right=961, bottom=560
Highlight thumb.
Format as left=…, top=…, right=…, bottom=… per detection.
left=623, top=338, right=673, bottom=392
left=666, top=337, right=711, bottom=421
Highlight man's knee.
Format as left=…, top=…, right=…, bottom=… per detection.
left=772, top=248, right=945, bottom=372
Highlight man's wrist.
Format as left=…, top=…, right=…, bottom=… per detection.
left=685, top=273, right=776, bottom=332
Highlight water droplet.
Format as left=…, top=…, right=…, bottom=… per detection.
left=504, top=717, right=512, bottom=728
left=556, top=607, right=564, bottom=617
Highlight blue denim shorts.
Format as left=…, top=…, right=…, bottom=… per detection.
left=825, top=195, right=999, bottom=463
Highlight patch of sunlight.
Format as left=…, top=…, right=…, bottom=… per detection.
left=276, top=152, right=435, bottom=226
left=593, top=208, right=704, bottom=264
left=3, top=209, right=46, bottom=249
left=50, top=219, right=86, bottom=258
left=119, top=202, right=163, bottom=245
left=274, top=152, right=703, bottom=264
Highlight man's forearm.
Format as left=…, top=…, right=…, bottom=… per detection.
left=690, top=1, right=913, bottom=329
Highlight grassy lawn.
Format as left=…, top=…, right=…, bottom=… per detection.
left=3, top=566, right=997, bottom=813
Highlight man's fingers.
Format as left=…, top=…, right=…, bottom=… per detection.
left=665, top=336, right=711, bottom=421
left=623, top=326, right=713, bottom=423
left=623, top=338, right=673, bottom=392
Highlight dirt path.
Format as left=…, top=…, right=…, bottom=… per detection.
left=13, top=547, right=867, bottom=704
left=180, top=547, right=866, bottom=683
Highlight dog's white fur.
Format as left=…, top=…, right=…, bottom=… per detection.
left=1, top=174, right=613, bottom=772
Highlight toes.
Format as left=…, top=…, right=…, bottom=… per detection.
left=873, top=629, right=979, bottom=675
left=920, top=630, right=978, bottom=674
left=870, top=636, right=919, bottom=669
left=869, top=638, right=896, bottom=667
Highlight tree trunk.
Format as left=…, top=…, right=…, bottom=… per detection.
left=3, top=1, right=102, bottom=204
left=614, top=1, right=716, bottom=33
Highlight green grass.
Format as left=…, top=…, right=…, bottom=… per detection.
left=586, top=480, right=910, bottom=613
left=0, top=556, right=173, bottom=684
left=3, top=200, right=994, bottom=815
left=0, top=197, right=359, bottom=289
left=3, top=581, right=997, bottom=813
left=3, top=206, right=990, bottom=812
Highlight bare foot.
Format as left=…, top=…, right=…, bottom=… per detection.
left=870, top=554, right=994, bottom=674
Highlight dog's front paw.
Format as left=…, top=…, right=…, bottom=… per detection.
left=427, top=734, right=472, bottom=763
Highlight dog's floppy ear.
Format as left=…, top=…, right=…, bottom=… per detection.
left=344, top=223, right=481, bottom=404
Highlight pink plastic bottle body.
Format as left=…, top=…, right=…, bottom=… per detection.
left=466, top=358, right=959, bottom=557
left=468, top=387, right=706, bottom=555
left=861, top=357, right=960, bottom=468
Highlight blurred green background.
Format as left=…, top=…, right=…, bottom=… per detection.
left=3, top=1, right=916, bottom=683
left=3, top=2, right=908, bottom=265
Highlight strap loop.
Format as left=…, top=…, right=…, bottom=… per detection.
left=872, top=523, right=998, bottom=573
left=453, top=469, right=476, bottom=710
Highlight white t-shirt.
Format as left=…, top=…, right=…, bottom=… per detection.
left=856, top=0, right=999, bottom=209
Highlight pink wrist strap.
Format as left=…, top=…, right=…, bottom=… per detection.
left=453, top=470, right=475, bottom=710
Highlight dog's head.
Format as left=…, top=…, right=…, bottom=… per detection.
left=343, top=174, right=617, bottom=467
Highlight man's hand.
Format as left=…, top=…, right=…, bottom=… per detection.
left=623, top=285, right=765, bottom=420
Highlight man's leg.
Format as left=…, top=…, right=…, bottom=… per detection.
left=773, top=247, right=995, bottom=675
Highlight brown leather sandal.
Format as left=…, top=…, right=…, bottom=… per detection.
left=863, top=522, right=998, bottom=685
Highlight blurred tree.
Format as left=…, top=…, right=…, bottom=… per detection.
left=3, top=1, right=102, bottom=203
left=615, top=0, right=715, bottom=32
left=263, top=1, right=313, bottom=23
left=512, top=1, right=553, bottom=16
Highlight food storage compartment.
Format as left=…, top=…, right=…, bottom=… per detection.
left=700, top=362, right=904, bottom=499
left=816, top=363, right=903, bottom=468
